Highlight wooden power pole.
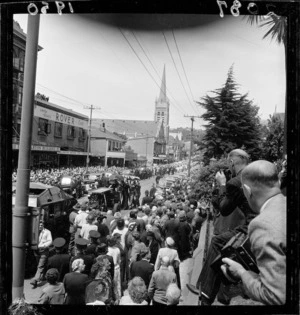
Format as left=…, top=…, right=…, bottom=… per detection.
left=185, top=115, right=201, bottom=177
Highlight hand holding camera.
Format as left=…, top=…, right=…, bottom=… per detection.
left=215, top=170, right=227, bottom=186
left=221, top=258, right=246, bottom=282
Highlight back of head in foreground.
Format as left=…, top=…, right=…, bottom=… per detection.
left=128, top=277, right=148, bottom=304
left=241, top=160, right=282, bottom=213
left=166, top=283, right=181, bottom=305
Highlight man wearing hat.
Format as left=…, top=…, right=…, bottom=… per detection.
left=86, top=230, right=101, bottom=257
left=74, top=205, right=89, bottom=239
left=46, top=237, right=70, bottom=282
left=130, top=247, right=154, bottom=288
left=68, top=203, right=80, bottom=256
left=70, top=238, right=94, bottom=276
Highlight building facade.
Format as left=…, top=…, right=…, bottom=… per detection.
left=90, top=127, right=126, bottom=167
left=13, top=97, right=89, bottom=168
left=12, top=20, right=43, bottom=143
left=92, top=119, right=167, bottom=164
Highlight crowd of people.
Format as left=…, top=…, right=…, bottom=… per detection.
left=26, top=149, right=287, bottom=306
left=29, top=161, right=205, bottom=305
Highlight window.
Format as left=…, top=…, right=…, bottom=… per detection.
left=157, top=112, right=160, bottom=116
left=78, top=128, right=86, bottom=141
left=108, top=141, right=112, bottom=151
left=54, top=122, right=63, bottom=138
left=38, top=118, right=51, bottom=135
left=67, top=125, right=75, bottom=139
left=161, top=112, right=164, bottom=116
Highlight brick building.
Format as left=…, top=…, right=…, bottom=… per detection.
left=13, top=97, right=89, bottom=168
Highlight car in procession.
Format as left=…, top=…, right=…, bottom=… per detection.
left=12, top=182, right=77, bottom=277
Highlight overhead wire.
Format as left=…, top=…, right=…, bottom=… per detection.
left=118, top=27, right=186, bottom=116
left=162, top=30, right=198, bottom=115
left=171, top=29, right=199, bottom=114
left=36, top=84, right=160, bottom=136
left=131, top=31, right=190, bottom=117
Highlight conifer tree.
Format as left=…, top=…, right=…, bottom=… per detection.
left=197, top=66, right=263, bottom=162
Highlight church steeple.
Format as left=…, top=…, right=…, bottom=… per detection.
left=154, top=65, right=170, bottom=144
left=158, top=64, right=167, bottom=103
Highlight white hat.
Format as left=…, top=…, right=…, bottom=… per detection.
left=166, top=237, right=175, bottom=247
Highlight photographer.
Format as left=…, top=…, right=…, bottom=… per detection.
left=221, top=160, right=286, bottom=305
left=186, top=149, right=257, bottom=305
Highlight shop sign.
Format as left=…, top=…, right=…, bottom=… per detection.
left=13, top=144, right=60, bottom=151
left=34, top=105, right=88, bottom=129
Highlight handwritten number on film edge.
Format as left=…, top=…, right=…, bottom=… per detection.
left=217, top=1, right=268, bottom=18
left=231, top=0, right=242, bottom=17
left=217, top=0, right=228, bottom=18
left=27, top=1, right=74, bottom=15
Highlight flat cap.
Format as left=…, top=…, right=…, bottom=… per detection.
left=53, top=237, right=66, bottom=248
left=89, top=230, right=100, bottom=239
left=75, top=238, right=89, bottom=247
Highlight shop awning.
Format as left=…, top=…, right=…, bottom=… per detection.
left=57, top=151, right=89, bottom=156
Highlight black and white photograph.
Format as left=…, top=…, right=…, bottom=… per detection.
left=0, top=1, right=299, bottom=314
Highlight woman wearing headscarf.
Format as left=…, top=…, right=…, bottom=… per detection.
left=63, top=258, right=89, bottom=304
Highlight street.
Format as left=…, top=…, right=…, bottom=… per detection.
left=22, top=175, right=164, bottom=304
left=22, top=174, right=262, bottom=306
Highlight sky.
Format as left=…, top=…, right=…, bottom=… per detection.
left=14, top=13, right=286, bottom=130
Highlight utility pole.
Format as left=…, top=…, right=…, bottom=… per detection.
left=12, top=15, right=40, bottom=300
left=83, top=105, right=100, bottom=172
left=185, top=115, right=201, bottom=177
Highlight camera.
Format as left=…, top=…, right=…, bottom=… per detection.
left=210, top=232, right=259, bottom=285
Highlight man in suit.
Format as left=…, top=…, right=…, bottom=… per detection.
left=222, top=160, right=286, bottom=305
left=186, top=149, right=257, bottom=305
left=130, top=247, right=154, bottom=288
left=146, top=231, right=160, bottom=265
left=46, top=237, right=70, bottom=282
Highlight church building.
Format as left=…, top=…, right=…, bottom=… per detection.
left=91, top=66, right=170, bottom=164
left=154, top=65, right=170, bottom=143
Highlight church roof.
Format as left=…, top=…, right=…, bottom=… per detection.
left=91, top=127, right=126, bottom=142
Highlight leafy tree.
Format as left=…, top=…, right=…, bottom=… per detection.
left=261, top=114, right=284, bottom=162
left=197, top=66, right=263, bottom=163
left=190, top=158, right=229, bottom=201
left=246, top=14, right=287, bottom=156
